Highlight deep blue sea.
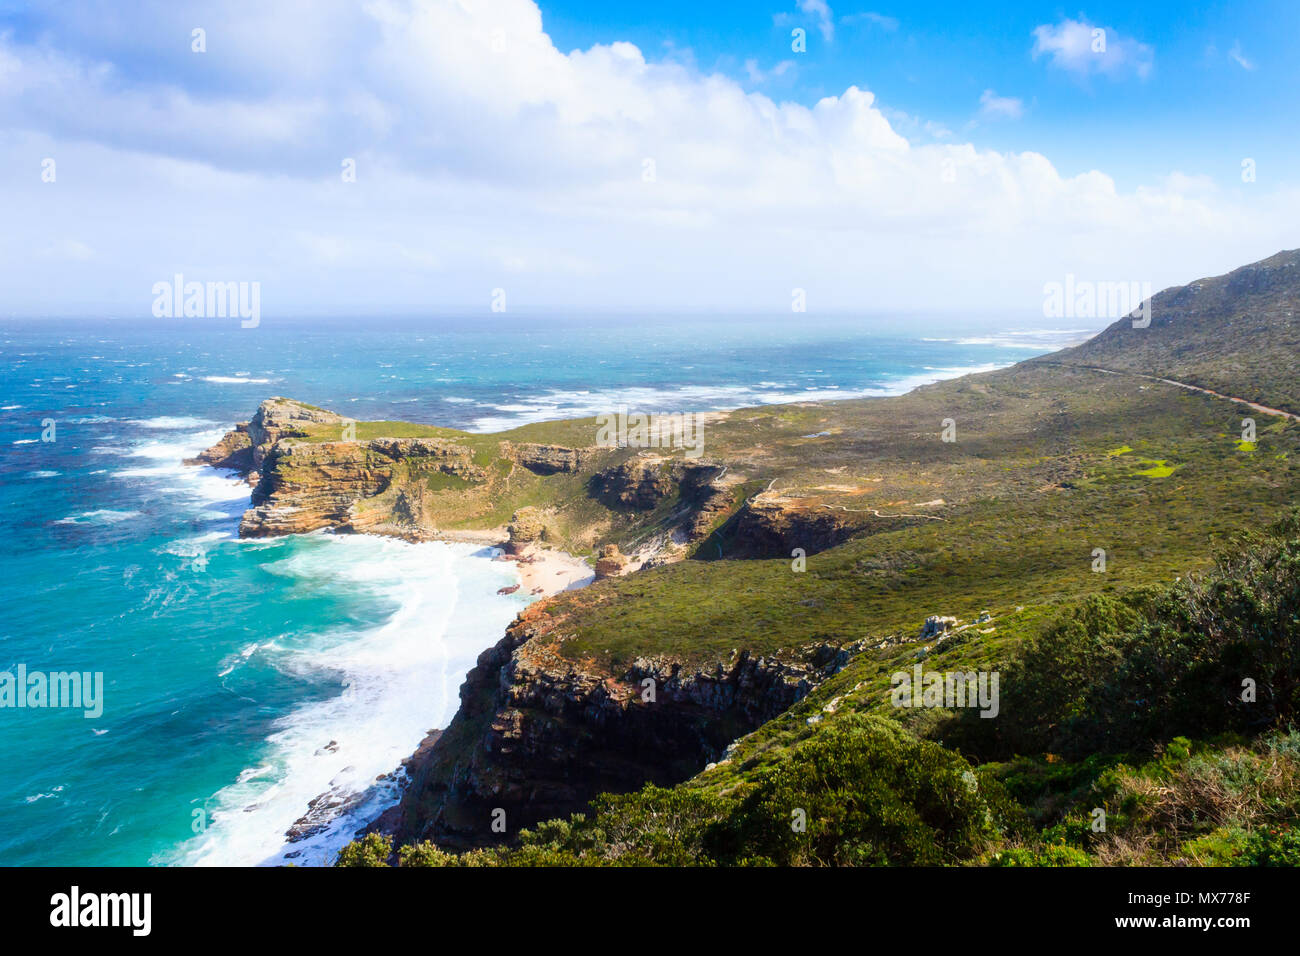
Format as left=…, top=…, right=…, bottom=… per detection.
left=0, top=312, right=1096, bottom=866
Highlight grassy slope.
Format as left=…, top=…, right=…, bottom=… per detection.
left=1048, top=248, right=1300, bottom=414
left=544, top=361, right=1298, bottom=669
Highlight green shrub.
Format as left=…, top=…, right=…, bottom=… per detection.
left=335, top=833, right=392, bottom=867
left=953, top=515, right=1300, bottom=760
left=704, top=715, right=1018, bottom=866
left=989, top=845, right=1093, bottom=867
left=1240, top=824, right=1300, bottom=866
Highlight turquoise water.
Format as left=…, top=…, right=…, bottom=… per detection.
left=0, top=313, right=1091, bottom=866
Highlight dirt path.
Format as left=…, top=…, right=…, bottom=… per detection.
left=1036, top=361, right=1300, bottom=422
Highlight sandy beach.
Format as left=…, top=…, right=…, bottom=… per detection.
left=512, top=545, right=595, bottom=597
left=432, top=528, right=594, bottom=598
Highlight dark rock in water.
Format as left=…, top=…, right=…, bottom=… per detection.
left=286, top=785, right=369, bottom=843
left=497, top=584, right=520, bottom=595
left=185, top=421, right=254, bottom=474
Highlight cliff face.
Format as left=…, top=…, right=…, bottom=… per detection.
left=388, top=600, right=850, bottom=849
left=194, top=398, right=749, bottom=558
left=240, top=436, right=483, bottom=537
left=725, top=493, right=874, bottom=557
left=247, top=398, right=349, bottom=473
left=502, top=442, right=587, bottom=475
left=589, top=457, right=733, bottom=533
left=184, top=422, right=253, bottom=472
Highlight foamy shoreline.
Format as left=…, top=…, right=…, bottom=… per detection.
left=428, top=529, right=595, bottom=598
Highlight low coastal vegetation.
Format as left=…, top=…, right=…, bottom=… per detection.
left=340, top=515, right=1300, bottom=867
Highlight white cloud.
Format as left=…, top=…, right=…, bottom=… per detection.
left=797, top=0, right=836, bottom=42
left=1229, top=40, right=1256, bottom=71
left=977, top=89, right=1024, bottom=120
left=744, top=57, right=797, bottom=84
left=1032, top=17, right=1154, bottom=80
left=0, top=0, right=1292, bottom=316
left=841, top=11, right=899, bottom=31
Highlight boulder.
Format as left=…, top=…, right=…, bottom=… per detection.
left=594, top=544, right=628, bottom=579
left=920, top=615, right=959, bottom=639
left=506, top=507, right=546, bottom=555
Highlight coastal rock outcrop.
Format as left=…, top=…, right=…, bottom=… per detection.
left=185, top=422, right=254, bottom=473
left=190, top=399, right=743, bottom=554
left=239, top=436, right=485, bottom=538
left=239, top=440, right=394, bottom=537
left=593, top=543, right=627, bottom=579
left=726, top=493, right=876, bottom=557
left=247, top=397, right=350, bottom=473
left=387, top=602, right=850, bottom=850
left=505, top=507, right=546, bottom=555
left=503, top=442, right=588, bottom=475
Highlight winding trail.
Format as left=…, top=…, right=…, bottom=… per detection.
left=1034, top=361, right=1300, bottom=422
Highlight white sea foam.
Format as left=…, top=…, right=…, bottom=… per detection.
left=112, top=427, right=250, bottom=519
left=202, top=376, right=272, bottom=384
left=921, top=327, right=1100, bottom=350
left=160, top=534, right=525, bottom=867
left=130, top=416, right=218, bottom=429
left=467, top=363, right=1014, bottom=432
left=56, top=509, right=141, bottom=525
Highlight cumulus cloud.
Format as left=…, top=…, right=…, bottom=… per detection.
left=0, top=0, right=1291, bottom=316
left=1032, top=17, right=1154, bottom=80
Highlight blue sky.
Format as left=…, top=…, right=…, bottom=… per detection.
left=0, top=1, right=1296, bottom=317
left=537, top=0, right=1299, bottom=188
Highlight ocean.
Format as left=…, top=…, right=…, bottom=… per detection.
left=0, top=312, right=1094, bottom=866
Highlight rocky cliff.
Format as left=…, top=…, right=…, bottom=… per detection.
left=239, top=437, right=484, bottom=537
left=195, top=398, right=749, bottom=557
left=386, top=599, right=854, bottom=849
